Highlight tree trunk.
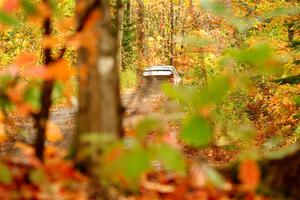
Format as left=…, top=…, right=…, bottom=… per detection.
left=34, top=0, right=54, bottom=161
left=136, top=0, right=146, bottom=61
left=74, top=0, right=123, bottom=164
left=117, top=0, right=124, bottom=70
left=127, top=0, right=132, bottom=23
left=169, top=0, right=175, bottom=66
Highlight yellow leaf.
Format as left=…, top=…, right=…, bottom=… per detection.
left=46, top=121, right=63, bottom=143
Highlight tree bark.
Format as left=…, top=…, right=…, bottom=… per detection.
left=117, top=0, right=124, bottom=70
left=34, top=0, right=54, bottom=161
left=169, top=0, right=175, bottom=66
left=74, top=0, right=123, bottom=163
left=136, top=0, right=146, bottom=60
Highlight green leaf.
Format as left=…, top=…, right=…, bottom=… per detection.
left=204, top=166, right=226, bottom=189
left=29, top=169, right=45, bottom=184
left=154, top=144, right=186, bottom=172
left=24, top=86, right=41, bottom=109
left=119, top=147, right=151, bottom=182
left=196, top=76, right=230, bottom=105
left=295, top=96, right=300, bottom=107
left=266, top=7, right=300, bottom=18
left=0, top=11, right=20, bottom=27
left=0, top=163, right=12, bottom=184
left=162, top=83, right=200, bottom=105
left=21, top=0, right=38, bottom=15
left=181, top=115, right=212, bottom=147
left=200, top=0, right=231, bottom=16
left=136, top=117, right=162, bottom=138
left=264, top=144, right=298, bottom=160
left=295, top=124, right=300, bottom=138
left=52, top=81, right=64, bottom=101
left=180, top=36, right=211, bottom=48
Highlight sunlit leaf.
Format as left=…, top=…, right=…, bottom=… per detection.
left=181, top=115, right=212, bottom=147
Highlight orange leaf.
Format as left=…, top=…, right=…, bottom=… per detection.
left=57, top=17, right=76, bottom=32
left=2, top=0, right=20, bottom=12
left=42, top=36, right=59, bottom=49
left=238, top=160, right=260, bottom=191
left=15, top=142, right=34, bottom=156
left=37, top=2, right=51, bottom=19
left=16, top=103, right=33, bottom=117
left=21, top=65, right=49, bottom=79
left=0, top=111, right=4, bottom=122
left=0, top=123, right=7, bottom=142
left=15, top=52, right=38, bottom=66
left=46, top=121, right=63, bottom=143
left=6, top=83, right=25, bottom=103
left=83, top=10, right=102, bottom=30
left=47, top=60, right=75, bottom=82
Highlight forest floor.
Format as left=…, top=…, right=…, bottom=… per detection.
left=0, top=88, right=237, bottom=167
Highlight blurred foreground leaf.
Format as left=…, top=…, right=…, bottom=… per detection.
left=264, top=144, right=298, bottom=160
left=153, top=144, right=186, bottom=172
left=0, top=11, right=20, bottom=27
left=181, top=115, right=212, bottom=147
left=0, top=163, right=12, bottom=184
left=204, top=166, right=227, bottom=189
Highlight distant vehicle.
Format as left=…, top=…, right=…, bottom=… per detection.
left=139, top=65, right=182, bottom=89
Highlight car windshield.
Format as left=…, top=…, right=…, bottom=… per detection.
left=142, top=70, right=173, bottom=76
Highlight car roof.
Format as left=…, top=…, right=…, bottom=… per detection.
left=143, top=65, right=176, bottom=71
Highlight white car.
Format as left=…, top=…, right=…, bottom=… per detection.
left=140, top=65, right=182, bottom=87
